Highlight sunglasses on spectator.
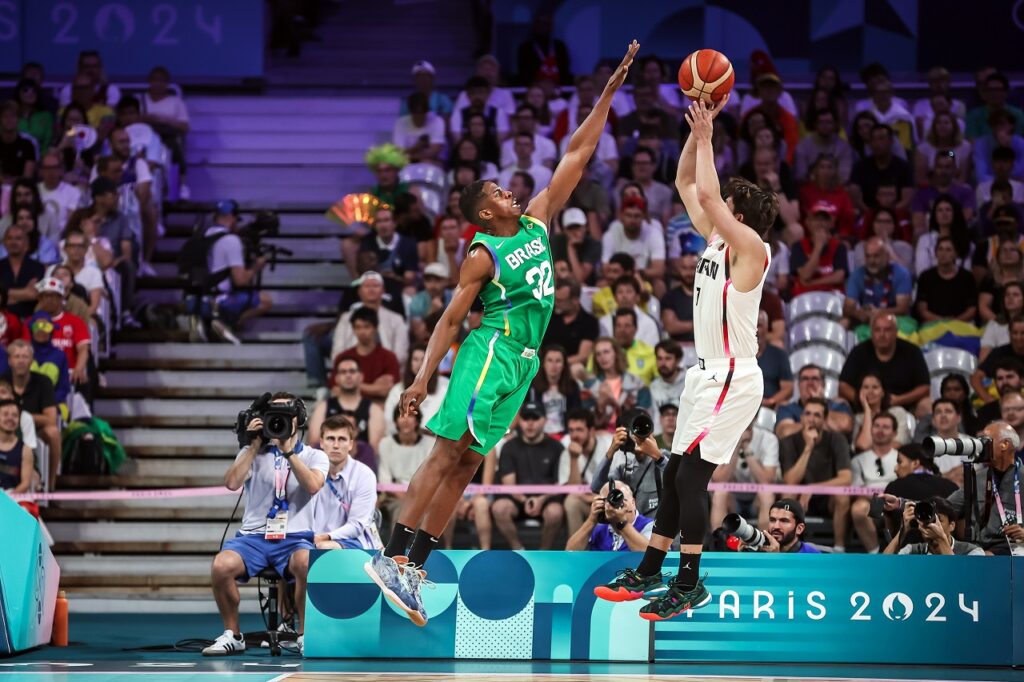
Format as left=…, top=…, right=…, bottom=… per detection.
left=875, top=458, right=885, bottom=477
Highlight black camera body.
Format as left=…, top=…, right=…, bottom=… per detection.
left=597, top=486, right=627, bottom=525
left=617, top=408, right=654, bottom=454
left=923, top=435, right=993, bottom=463
left=234, top=392, right=307, bottom=448
left=914, top=500, right=937, bottom=526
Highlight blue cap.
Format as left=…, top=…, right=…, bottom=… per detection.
left=215, top=199, right=240, bottom=217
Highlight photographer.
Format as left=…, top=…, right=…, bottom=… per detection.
left=566, top=480, right=654, bottom=552
left=947, top=420, right=1024, bottom=555
left=591, top=414, right=666, bottom=520
left=204, top=200, right=272, bottom=344
left=203, top=393, right=328, bottom=657
left=882, top=496, right=984, bottom=556
left=743, top=498, right=822, bottom=554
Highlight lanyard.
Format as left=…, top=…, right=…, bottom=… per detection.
left=268, top=445, right=301, bottom=517
left=991, top=461, right=1022, bottom=526
left=326, top=475, right=350, bottom=512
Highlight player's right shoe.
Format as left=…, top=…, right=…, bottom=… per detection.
left=594, top=568, right=665, bottom=602
left=202, top=630, right=246, bottom=656
left=401, top=562, right=435, bottom=626
left=638, top=575, right=712, bottom=621
left=363, top=552, right=424, bottom=626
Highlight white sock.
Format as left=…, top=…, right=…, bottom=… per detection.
left=833, top=546, right=846, bottom=553
left=868, top=548, right=879, bottom=554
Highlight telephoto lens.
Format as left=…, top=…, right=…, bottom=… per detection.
left=723, top=513, right=769, bottom=550
left=922, top=435, right=992, bottom=462
left=616, top=408, right=654, bottom=453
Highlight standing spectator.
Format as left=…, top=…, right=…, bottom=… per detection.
left=500, top=105, right=556, bottom=168
left=911, top=152, right=975, bottom=234
left=492, top=402, right=566, bottom=550
left=852, top=372, right=912, bottom=451
left=305, top=357, right=384, bottom=461
left=660, top=253, right=695, bottom=343
left=550, top=207, right=600, bottom=285
left=848, top=124, right=914, bottom=212
left=15, top=79, right=52, bottom=152
left=973, top=113, right=1024, bottom=183
left=851, top=207, right=913, bottom=271
left=981, top=282, right=1024, bottom=363
left=526, top=345, right=582, bottom=436
left=778, top=397, right=852, bottom=550
left=850, top=412, right=899, bottom=552
left=377, top=407, right=434, bottom=534
left=37, top=151, right=83, bottom=234
left=794, top=109, right=853, bottom=182
left=0, top=101, right=35, bottom=183
left=915, top=111, right=971, bottom=184
left=798, top=154, right=856, bottom=239
left=516, top=14, right=571, bottom=85
left=3, top=341, right=58, bottom=490
left=649, top=340, right=686, bottom=413
left=90, top=178, right=138, bottom=327
left=104, top=126, right=157, bottom=267
left=915, top=195, right=972, bottom=277
left=711, top=422, right=779, bottom=531
left=0, top=398, right=31, bottom=494
left=333, top=307, right=401, bottom=401
left=976, top=358, right=1024, bottom=428
left=601, top=197, right=665, bottom=286
left=114, top=97, right=165, bottom=167
left=140, top=66, right=190, bottom=197
left=839, top=313, right=931, bottom=416
left=400, top=61, right=453, bottom=118
left=843, top=236, right=913, bottom=337
left=450, top=76, right=510, bottom=143
left=543, top=279, right=598, bottom=370
left=598, top=277, right=660, bottom=348
left=0, top=225, right=44, bottom=319
left=789, top=201, right=848, bottom=296
left=497, top=133, right=552, bottom=197
left=311, top=416, right=379, bottom=550
left=965, top=72, right=1024, bottom=140
left=330, top=272, right=408, bottom=369
left=582, top=337, right=652, bottom=430
left=566, top=480, right=653, bottom=552
left=756, top=311, right=793, bottom=409
left=392, top=93, right=445, bottom=164
left=973, top=325, right=1024, bottom=408
left=559, top=408, right=611, bottom=536
left=775, top=364, right=854, bottom=439
left=915, top=236, right=979, bottom=325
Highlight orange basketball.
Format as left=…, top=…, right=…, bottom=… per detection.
left=677, top=49, right=734, bottom=104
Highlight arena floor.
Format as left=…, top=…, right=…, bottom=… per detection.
left=0, top=614, right=1017, bottom=681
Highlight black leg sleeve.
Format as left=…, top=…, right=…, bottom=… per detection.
left=651, top=453, right=683, bottom=539
left=675, top=447, right=719, bottom=546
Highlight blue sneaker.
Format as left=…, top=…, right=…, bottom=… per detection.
left=363, top=552, right=424, bottom=626
left=401, top=562, right=435, bottom=625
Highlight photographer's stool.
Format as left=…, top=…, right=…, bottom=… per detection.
left=244, top=567, right=289, bottom=656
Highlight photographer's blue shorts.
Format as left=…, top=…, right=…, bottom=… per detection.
left=222, top=531, right=315, bottom=581
left=216, top=290, right=259, bottom=323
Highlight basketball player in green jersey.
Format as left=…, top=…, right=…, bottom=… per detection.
left=363, top=40, right=639, bottom=626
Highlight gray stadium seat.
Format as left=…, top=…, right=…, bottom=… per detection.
left=924, top=347, right=977, bottom=378
left=787, top=292, right=845, bottom=324
left=755, top=406, right=777, bottom=432
left=789, top=346, right=845, bottom=378
left=789, top=318, right=848, bottom=352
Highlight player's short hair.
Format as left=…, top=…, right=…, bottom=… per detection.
left=459, top=180, right=489, bottom=225
left=722, top=177, right=778, bottom=237
left=322, top=414, right=357, bottom=439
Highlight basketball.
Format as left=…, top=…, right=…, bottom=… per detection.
left=677, top=49, right=734, bottom=105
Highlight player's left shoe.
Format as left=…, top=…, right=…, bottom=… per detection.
left=594, top=568, right=665, bottom=602
left=638, top=575, right=711, bottom=621
left=402, top=562, right=435, bottom=625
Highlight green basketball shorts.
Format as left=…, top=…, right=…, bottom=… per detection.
left=427, top=327, right=540, bottom=455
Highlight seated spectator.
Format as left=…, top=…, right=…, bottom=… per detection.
left=850, top=412, right=900, bottom=553
left=0, top=206, right=60, bottom=266
left=778, top=397, right=852, bottom=550
left=526, top=345, right=582, bottom=436
left=601, top=197, right=665, bottom=288
left=140, top=66, right=190, bottom=195
left=330, top=272, right=408, bottom=372
left=365, top=144, right=409, bottom=209
left=559, top=101, right=618, bottom=185
left=544, top=278, right=598, bottom=370
left=811, top=66, right=849, bottom=125
left=972, top=317, right=1024, bottom=403
left=852, top=372, right=911, bottom=451
left=916, top=399, right=969, bottom=484
left=332, top=307, right=400, bottom=401
left=840, top=313, right=931, bottom=416
left=775, top=363, right=853, bottom=439
left=848, top=124, right=913, bottom=213
left=615, top=84, right=676, bottom=147
left=311, top=415, right=379, bottom=550
left=794, top=108, right=853, bottom=183
left=883, top=495, right=984, bottom=556
left=63, top=207, right=113, bottom=272
left=91, top=177, right=140, bottom=324
left=59, top=51, right=120, bottom=109
left=377, top=406, right=434, bottom=534
left=649, top=340, right=686, bottom=415
left=0, top=225, right=44, bottom=318
left=616, top=147, right=673, bottom=226
left=743, top=68, right=800, bottom=163
left=2, top=177, right=61, bottom=242
left=857, top=182, right=913, bottom=243
left=973, top=110, right=1024, bottom=183
left=306, top=357, right=384, bottom=464
left=454, top=54, right=517, bottom=119
left=408, top=263, right=452, bottom=342
left=102, top=126, right=157, bottom=265
left=620, top=125, right=676, bottom=187
left=843, top=236, right=913, bottom=338
left=977, top=177, right=1024, bottom=234
left=737, top=108, right=783, bottom=168
left=559, top=408, right=611, bottom=536
left=1002, top=391, right=1024, bottom=444
left=741, top=52, right=799, bottom=118
left=32, top=277, right=90, bottom=387
left=0, top=101, right=36, bottom=184
left=0, top=376, right=36, bottom=454
left=660, top=253, right=695, bottom=343
left=598, top=277, right=660, bottom=348
left=756, top=311, right=792, bottom=409
left=392, top=93, right=445, bottom=164
left=581, top=337, right=652, bottom=430
left=524, top=83, right=564, bottom=138
left=976, top=357, right=1024, bottom=428
left=798, top=154, right=855, bottom=239
left=855, top=75, right=916, bottom=150
left=58, top=232, right=103, bottom=317
left=975, top=221, right=1024, bottom=315
left=360, top=207, right=419, bottom=289
left=461, top=111, right=502, bottom=169
left=915, top=111, right=971, bottom=185
left=47, top=265, right=94, bottom=330
left=760, top=286, right=787, bottom=348
left=589, top=420, right=665, bottom=520
left=3, top=340, right=58, bottom=489
left=966, top=72, right=1024, bottom=140
left=915, top=195, right=972, bottom=277
left=852, top=207, right=913, bottom=271
left=497, top=133, right=551, bottom=199
left=981, top=282, right=1024, bottom=363
left=565, top=480, right=653, bottom=552
left=913, top=67, right=966, bottom=137
left=0, top=398, right=31, bottom=494
left=914, top=236, right=979, bottom=326
left=550, top=208, right=599, bottom=286
left=789, top=201, right=848, bottom=296
left=37, top=151, right=83, bottom=234
left=911, top=152, right=975, bottom=234
left=401, top=61, right=453, bottom=118
left=15, top=78, right=52, bottom=152
left=739, top=145, right=801, bottom=239
left=450, top=75, right=511, bottom=144
left=492, top=402, right=566, bottom=550
left=500, top=104, right=556, bottom=169
left=448, top=137, right=498, bottom=185
left=382, top=343, right=446, bottom=436
left=26, top=312, right=69, bottom=414
left=711, top=422, right=779, bottom=530
left=601, top=308, right=656, bottom=385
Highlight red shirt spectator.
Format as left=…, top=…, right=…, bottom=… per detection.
left=790, top=201, right=849, bottom=296
left=799, top=183, right=856, bottom=240
left=336, top=345, right=400, bottom=387
left=0, top=310, right=22, bottom=348
left=23, top=310, right=89, bottom=370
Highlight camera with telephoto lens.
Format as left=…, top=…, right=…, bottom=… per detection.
left=923, top=435, right=993, bottom=463
left=723, top=513, right=769, bottom=551
left=597, top=486, right=627, bottom=525
left=234, top=392, right=301, bottom=448
left=617, top=408, right=654, bottom=454
left=914, top=500, right=937, bottom=526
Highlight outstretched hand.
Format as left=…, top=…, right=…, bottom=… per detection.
left=604, top=40, right=640, bottom=92
left=683, top=96, right=729, bottom=142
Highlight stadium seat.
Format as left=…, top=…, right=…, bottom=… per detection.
left=755, top=406, right=776, bottom=432
left=787, top=292, right=844, bottom=324
left=924, top=347, right=976, bottom=378
left=400, top=163, right=447, bottom=192
left=789, top=346, right=845, bottom=378
left=682, top=344, right=699, bottom=370
left=903, top=411, right=917, bottom=438
left=789, top=318, right=848, bottom=352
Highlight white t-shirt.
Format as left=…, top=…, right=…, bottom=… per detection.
left=557, top=432, right=613, bottom=484
left=453, top=87, right=517, bottom=116
left=378, top=434, right=435, bottom=484
left=55, top=260, right=104, bottom=293
left=500, top=134, right=557, bottom=167
left=59, top=82, right=122, bottom=107
left=237, top=444, right=330, bottom=535
left=498, top=164, right=552, bottom=198
left=559, top=131, right=619, bottom=165
left=142, top=93, right=191, bottom=125
left=205, top=226, right=245, bottom=293
left=851, top=448, right=899, bottom=488
left=392, top=113, right=446, bottom=149
left=38, top=181, right=83, bottom=232
left=981, top=320, right=1010, bottom=350
left=601, top=220, right=666, bottom=268
left=740, top=91, right=799, bottom=118
left=599, top=307, right=661, bottom=348
left=729, top=426, right=779, bottom=483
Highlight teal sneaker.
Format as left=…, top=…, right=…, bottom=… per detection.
left=594, top=568, right=665, bottom=602
left=638, top=575, right=712, bottom=621
left=401, top=562, right=435, bottom=626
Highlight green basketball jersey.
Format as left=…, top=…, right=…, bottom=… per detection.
left=469, top=215, right=555, bottom=349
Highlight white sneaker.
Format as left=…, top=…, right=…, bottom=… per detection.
left=298, top=634, right=304, bottom=655
left=202, top=630, right=245, bottom=656
left=211, top=319, right=242, bottom=345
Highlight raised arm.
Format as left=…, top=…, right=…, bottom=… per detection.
left=399, top=247, right=491, bottom=416
left=676, top=111, right=716, bottom=240
left=527, top=40, right=638, bottom=225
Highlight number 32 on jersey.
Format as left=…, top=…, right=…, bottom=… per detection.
left=526, top=260, right=555, bottom=300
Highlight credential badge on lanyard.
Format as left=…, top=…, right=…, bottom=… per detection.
left=991, top=460, right=1022, bottom=529
left=265, top=450, right=291, bottom=540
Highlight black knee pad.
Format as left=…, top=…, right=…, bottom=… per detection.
left=675, top=446, right=718, bottom=545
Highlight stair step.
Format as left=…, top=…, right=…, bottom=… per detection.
left=46, top=505, right=236, bottom=521
left=58, top=474, right=227, bottom=489
left=125, top=458, right=233, bottom=478
left=58, top=554, right=211, bottom=577
left=151, top=261, right=345, bottom=287
left=190, top=112, right=397, bottom=134
left=187, top=96, right=399, bottom=115
left=137, top=288, right=342, bottom=314
left=157, top=236, right=344, bottom=261
left=189, top=131, right=390, bottom=151
left=96, top=397, right=257, bottom=424
left=110, top=342, right=306, bottom=361
left=103, top=369, right=309, bottom=391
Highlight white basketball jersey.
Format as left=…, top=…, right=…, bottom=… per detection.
left=692, top=238, right=771, bottom=360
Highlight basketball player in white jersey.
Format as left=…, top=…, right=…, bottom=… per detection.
left=595, top=96, right=779, bottom=620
